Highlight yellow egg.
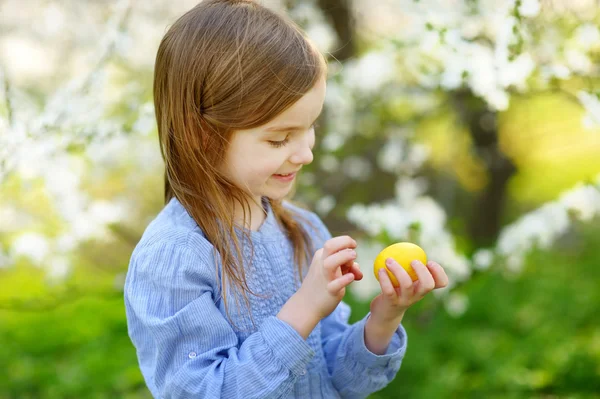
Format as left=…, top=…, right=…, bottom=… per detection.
left=373, top=242, right=427, bottom=286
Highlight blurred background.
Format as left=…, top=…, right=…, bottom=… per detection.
left=1, top=0, right=600, bottom=397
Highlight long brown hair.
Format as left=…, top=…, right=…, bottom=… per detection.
left=153, top=0, right=327, bottom=324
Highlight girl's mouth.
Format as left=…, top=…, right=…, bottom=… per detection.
left=272, top=172, right=296, bottom=182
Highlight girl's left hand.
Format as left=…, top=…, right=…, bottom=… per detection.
left=369, top=258, right=449, bottom=325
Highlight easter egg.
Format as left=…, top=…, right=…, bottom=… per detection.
left=374, top=242, right=427, bottom=286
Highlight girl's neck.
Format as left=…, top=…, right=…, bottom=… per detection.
left=234, top=196, right=267, bottom=231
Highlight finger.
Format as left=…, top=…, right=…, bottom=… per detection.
left=426, top=261, right=449, bottom=288
left=385, top=258, right=413, bottom=293
left=312, top=248, right=324, bottom=263
left=349, top=262, right=363, bottom=280
left=377, top=268, right=398, bottom=301
left=322, top=235, right=357, bottom=258
left=323, top=248, right=357, bottom=277
left=341, top=259, right=362, bottom=278
left=327, top=272, right=355, bottom=294
left=411, top=260, right=435, bottom=296
left=340, top=258, right=354, bottom=274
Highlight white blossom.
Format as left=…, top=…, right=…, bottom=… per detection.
left=540, top=64, right=571, bottom=81
left=495, top=180, right=600, bottom=272
left=47, top=256, right=71, bottom=282
left=323, top=82, right=355, bottom=137
left=350, top=239, right=384, bottom=301
left=55, top=233, right=78, bottom=254
left=132, top=102, right=156, bottom=136
left=444, top=292, right=469, bottom=317
left=1, top=36, right=57, bottom=82
left=342, top=50, right=396, bottom=94
left=518, top=0, right=541, bottom=18
left=577, top=91, right=600, bottom=129
left=473, top=249, right=494, bottom=270
left=0, top=206, right=34, bottom=233
left=342, top=156, right=372, bottom=181
left=10, top=233, right=50, bottom=265
left=499, top=53, right=536, bottom=91
left=319, top=154, right=340, bottom=173
left=305, top=22, right=337, bottom=53
left=315, top=195, right=336, bottom=216
left=395, top=177, right=429, bottom=206
left=559, top=184, right=600, bottom=221
left=565, top=49, right=593, bottom=74
left=406, top=144, right=430, bottom=173
left=575, top=23, right=600, bottom=50
left=377, top=136, right=406, bottom=172
left=321, top=132, right=346, bottom=152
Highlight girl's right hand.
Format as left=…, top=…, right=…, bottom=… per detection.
left=297, top=235, right=361, bottom=320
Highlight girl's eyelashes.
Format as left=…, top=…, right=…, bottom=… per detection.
left=268, top=136, right=290, bottom=148
left=268, top=124, right=316, bottom=148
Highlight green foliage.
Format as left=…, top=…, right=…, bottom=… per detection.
left=0, top=223, right=598, bottom=398
left=0, top=294, right=148, bottom=398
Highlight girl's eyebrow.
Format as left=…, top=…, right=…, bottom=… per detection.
left=265, top=115, right=320, bottom=132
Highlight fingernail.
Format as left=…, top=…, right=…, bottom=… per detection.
left=411, top=260, right=421, bottom=267
left=386, top=258, right=394, bottom=266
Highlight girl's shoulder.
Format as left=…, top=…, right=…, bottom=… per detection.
left=131, top=197, right=213, bottom=262
left=126, top=197, right=219, bottom=292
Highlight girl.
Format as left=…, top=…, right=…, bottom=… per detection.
left=124, top=1, right=449, bottom=398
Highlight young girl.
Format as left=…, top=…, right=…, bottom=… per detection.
left=124, top=1, right=448, bottom=398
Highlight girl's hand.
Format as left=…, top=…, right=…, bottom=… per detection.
left=298, top=235, right=362, bottom=320
left=369, top=258, right=449, bottom=325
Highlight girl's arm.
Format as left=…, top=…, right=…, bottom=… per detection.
left=364, top=311, right=405, bottom=355
left=320, top=302, right=407, bottom=398
left=124, top=239, right=314, bottom=399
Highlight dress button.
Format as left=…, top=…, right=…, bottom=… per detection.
left=188, top=352, right=197, bottom=359
left=300, top=369, right=306, bottom=375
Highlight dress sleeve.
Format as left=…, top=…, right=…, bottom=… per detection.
left=124, top=239, right=315, bottom=399
left=320, top=301, right=408, bottom=398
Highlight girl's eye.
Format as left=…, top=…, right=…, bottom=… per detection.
left=268, top=136, right=290, bottom=148
left=268, top=124, right=316, bottom=148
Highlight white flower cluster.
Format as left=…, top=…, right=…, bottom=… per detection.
left=348, top=171, right=600, bottom=302
left=290, top=0, right=338, bottom=54
left=494, top=176, right=600, bottom=272
left=349, top=0, right=599, bottom=121
left=0, top=0, right=164, bottom=283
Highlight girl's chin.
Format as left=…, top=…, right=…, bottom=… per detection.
left=264, top=187, right=294, bottom=201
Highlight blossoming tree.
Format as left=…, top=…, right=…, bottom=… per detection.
left=295, top=0, right=600, bottom=302
left=1, top=0, right=599, bottom=311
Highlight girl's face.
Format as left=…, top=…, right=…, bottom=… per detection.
left=221, top=78, right=326, bottom=202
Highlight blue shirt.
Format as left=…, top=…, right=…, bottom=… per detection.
left=124, top=197, right=407, bottom=398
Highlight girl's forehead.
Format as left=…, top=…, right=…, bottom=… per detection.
left=267, top=79, right=326, bottom=127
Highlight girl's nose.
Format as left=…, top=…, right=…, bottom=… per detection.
left=289, top=144, right=313, bottom=165
left=289, top=129, right=315, bottom=165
